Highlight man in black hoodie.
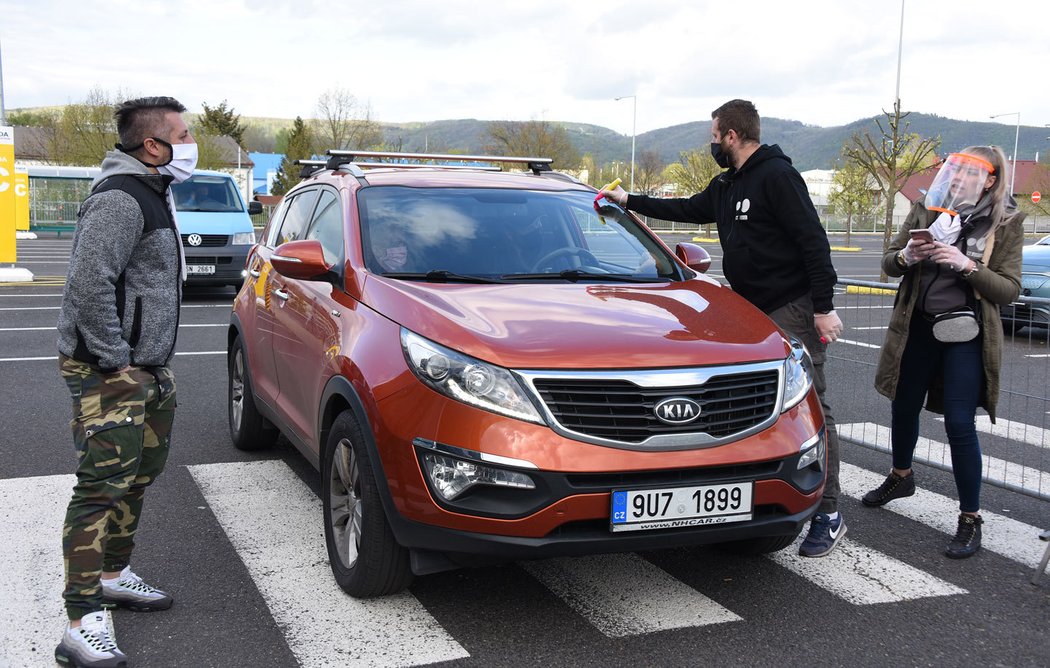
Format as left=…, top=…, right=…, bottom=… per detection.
left=603, top=99, right=845, bottom=558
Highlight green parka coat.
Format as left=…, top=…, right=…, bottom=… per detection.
left=873, top=200, right=1025, bottom=422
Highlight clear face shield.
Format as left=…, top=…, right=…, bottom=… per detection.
left=924, top=153, right=995, bottom=216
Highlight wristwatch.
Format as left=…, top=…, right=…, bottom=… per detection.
left=961, top=261, right=980, bottom=278
left=894, top=251, right=908, bottom=270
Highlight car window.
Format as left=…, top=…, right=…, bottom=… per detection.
left=172, top=175, right=242, bottom=213
left=274, top=188, right=319, bottom=247
left=305, top=189, right=345, bottom=266
left=357, top=187, right=677, bottom=279
left=263, top=197, right=292, bottom=248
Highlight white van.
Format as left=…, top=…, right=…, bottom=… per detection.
left=171, top=170, right=262, bottom=286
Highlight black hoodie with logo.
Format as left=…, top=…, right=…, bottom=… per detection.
left=626, top=144, right=837, bottom=314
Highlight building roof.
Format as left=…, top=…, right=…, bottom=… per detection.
left=900, top=158, right=1045, bottom=201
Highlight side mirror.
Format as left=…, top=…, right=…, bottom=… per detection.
left=675, top=243, right=712, bottom=273
left=247, top=201, right=264, bottom=215
left=271, top=240, right=332, bottom=281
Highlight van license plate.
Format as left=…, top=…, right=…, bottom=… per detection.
left=610, top=482, right=753, bottom=532
left=187, top=265, right=215, bottom=275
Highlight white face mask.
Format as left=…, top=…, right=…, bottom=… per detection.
left=157, top=142, right=199, bottom=183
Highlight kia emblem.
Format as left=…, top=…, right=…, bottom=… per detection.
left=653, top=397, right=702, bottom=425
left=187, top=234, right=203, bottom=247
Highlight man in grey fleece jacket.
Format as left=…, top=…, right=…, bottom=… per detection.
left=55, top=96, right=195, bottom=668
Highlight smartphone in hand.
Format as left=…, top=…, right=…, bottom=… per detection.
left=909, top=229, right=935, bottom=244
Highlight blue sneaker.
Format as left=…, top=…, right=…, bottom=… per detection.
left=798, top=512, right=847, bottom=557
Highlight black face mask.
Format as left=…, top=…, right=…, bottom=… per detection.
left=710, top=140, right=731, bottom=169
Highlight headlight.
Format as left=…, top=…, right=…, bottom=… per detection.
left=797, top=431, right=825, bottom=470
left=422, top=452, right=536, bottom=500
left=401, top=329, right=544, bottom=424
left=781, top=337, right=813, bottom=412
left=232, top=232, right=256, bottom=245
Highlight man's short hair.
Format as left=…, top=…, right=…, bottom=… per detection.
left=114, top=96, right=187, bottom=153
left=711, top=99, right=760, bottom=143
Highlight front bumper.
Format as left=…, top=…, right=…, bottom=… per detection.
left=183, top=244, right=251, bottom=285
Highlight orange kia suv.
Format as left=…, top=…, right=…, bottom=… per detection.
left=227, top=151, right=827, bottom=597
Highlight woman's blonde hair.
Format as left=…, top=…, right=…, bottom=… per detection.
left=959, top=145, right=1012, bottom=227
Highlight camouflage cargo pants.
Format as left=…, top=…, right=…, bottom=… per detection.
left=59, top=355, right=176, bottom=620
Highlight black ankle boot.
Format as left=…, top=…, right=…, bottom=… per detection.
left=945, top=513, right=982, bottom=559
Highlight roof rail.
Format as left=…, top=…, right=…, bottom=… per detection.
left=326, top=150, right=554, bottom=175
left=294, top=159, right=328, bottom=178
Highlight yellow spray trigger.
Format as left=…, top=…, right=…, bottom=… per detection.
left=594, top=178, right=622, bottom=225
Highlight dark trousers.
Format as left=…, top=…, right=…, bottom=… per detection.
left=891, top=313, right=983, bottom=513
left=766, top=295, right=840, bottom=514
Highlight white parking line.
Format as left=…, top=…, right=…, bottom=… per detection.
left=840, top=463, right=1050, bottom=569
left=187, top=460, right=469, bottom=668
left=0, top=474, right=73, bottom=666
left=837, top=338, right=882, bottom=349
left=839, top=423, right=1049, bottom=497
left=768, top=536, right=965, bottom=604
left=950, top=416, right=1050, bottom=450
left=522, top=553, right=741, bottom=636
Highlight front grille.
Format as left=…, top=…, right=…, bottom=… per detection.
left=185, top=257, right=234, bottom=266
left=534, top=369, right=779, bottom=444
left=565, top=460, right=781, bottom=489
left=181, top=234, right=228, bottom=247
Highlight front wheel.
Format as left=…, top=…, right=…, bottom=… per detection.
left=228, top=335, right=279, bottom=451
left=322, top=411, right=413, bottom=597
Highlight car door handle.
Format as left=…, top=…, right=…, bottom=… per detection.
left=249, top=269, right=261, bottom=277
left=273, top=288, right=290, bottom=301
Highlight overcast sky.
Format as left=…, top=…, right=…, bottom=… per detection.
left=2, top=0, right=1048, bottom=138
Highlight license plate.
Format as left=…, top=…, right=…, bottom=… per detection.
left=187, top=264, right=215, bottom=275
left=610, top=482, right=754, bottom=532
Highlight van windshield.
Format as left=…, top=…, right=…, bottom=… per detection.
left=172, top=175, right=244, bottom=213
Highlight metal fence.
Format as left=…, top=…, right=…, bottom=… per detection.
left=834, top=279, right=1050, bottom=501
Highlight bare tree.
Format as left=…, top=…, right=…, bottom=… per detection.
left=485, top=120, right=581, bottom=171
left=313, top=87, right=382, bottom=151
left=844, top=101, right=939, bottom=280
left=633, top=150, right=664, bottom=195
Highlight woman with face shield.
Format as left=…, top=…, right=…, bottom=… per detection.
left=865, top=146, right=1024, bottom=559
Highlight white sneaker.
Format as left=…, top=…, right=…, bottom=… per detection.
left=101, top=566, right=174, bottom=611
left=55, top=610, right=127, bottom=667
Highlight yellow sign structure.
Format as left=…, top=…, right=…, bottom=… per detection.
left=15, top=167, right=29, bottom=232
left=0, top=125, right=15, bottom=263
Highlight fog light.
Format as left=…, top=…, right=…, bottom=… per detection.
left=797, top=432, right=825, bottom=471
left=422, top=453, right=535, bottom=500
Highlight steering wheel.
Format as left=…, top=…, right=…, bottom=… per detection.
left=531, top=247, right=601, bottom=273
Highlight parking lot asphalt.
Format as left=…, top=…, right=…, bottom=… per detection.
left=2, top=234, right=1048, bottom=668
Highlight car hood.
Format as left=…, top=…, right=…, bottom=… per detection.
left=361, top=277, right=789, bottom=369
left=1022, top=244, right=1050, bottom=274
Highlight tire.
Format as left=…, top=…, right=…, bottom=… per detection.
left=716, top=532, right=799, bottom=555
left=1001, top=319, right=1021, bottom=336
left=228, top=335, right=279, bottom=451
left=322, top=411, right=413, bottom=597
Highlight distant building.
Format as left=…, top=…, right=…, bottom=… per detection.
left=249, top=152, right=284, bottom=196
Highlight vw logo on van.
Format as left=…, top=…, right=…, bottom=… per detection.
left=187, top=234, right=203, bottom=247
left=653, top=397, right=702, bottom=425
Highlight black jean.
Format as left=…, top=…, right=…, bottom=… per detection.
left=891, top=312, right=983, bottom=513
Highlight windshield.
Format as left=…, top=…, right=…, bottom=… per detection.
left=357, top=187, right=679, bottom=281
left=171, top=175, right=244, bottom=213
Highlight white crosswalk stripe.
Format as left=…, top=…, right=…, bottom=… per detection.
left=0, top=474, right=72, bottom=667
left=187, top=460, right=470, bottom=668
left=839, top=422, right=1050, bottom=497
left=522, top=553, right=741, bottom=636
left=840, top=463, right=1050, bottom=569
left=768, top=535, right=965, bottom=604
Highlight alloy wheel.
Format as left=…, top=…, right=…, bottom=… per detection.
left=329, top=439, right=362, bottom=569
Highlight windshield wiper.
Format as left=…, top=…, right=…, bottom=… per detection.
left=380, top=270, right=504, bottom=284
left=502, top=270, right=666, bottom=283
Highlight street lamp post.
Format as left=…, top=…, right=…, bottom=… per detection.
left=990, top=111, right=1020, bottom=195
left=615, top=95, right=636, bottom=192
